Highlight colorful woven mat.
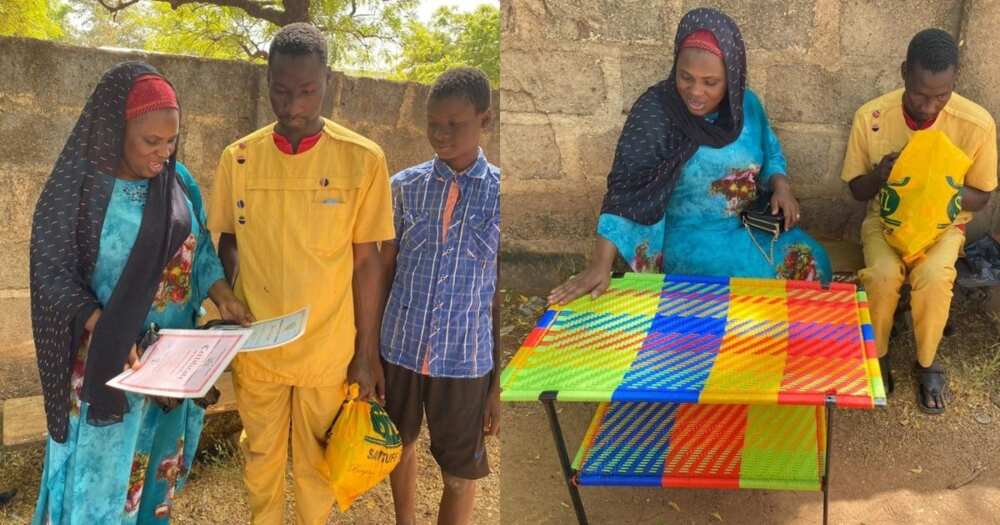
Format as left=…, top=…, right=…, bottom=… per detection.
left=501, top=273, right=885, bottom=408
left=572, top=401, right=826, bottom=491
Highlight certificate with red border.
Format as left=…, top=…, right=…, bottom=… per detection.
left=106, top=329, right=252, bottom=398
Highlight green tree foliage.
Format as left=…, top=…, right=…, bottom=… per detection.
left=0, top=0, right=64, bottom=39
left=1, top=1, right=500, bottom=81
left=58, top=0, right=417, bottom=66
left=392, top=4, right=499, bottom=85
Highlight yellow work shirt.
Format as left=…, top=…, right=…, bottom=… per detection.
left=841, top=88, right=998, bottom=224
left=208, top=119, right=395, bottom=386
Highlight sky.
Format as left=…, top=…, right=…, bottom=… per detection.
left=417, top=0, right=497, bottom=22
left=362, top=0, right=496, bottom=71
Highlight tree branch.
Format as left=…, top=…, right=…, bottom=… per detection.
left=163, top=0, right=297, bottom=25
left=96, top=0, right=143, bottom=13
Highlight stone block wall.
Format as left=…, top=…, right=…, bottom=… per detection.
left=500, top=0, right=1000, bottom=289
left=0, top=36, right=498, bottom=353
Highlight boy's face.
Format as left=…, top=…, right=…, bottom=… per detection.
left=426, top=96, right=490, bottom=170
left=268, top=52, right=329, bottom=135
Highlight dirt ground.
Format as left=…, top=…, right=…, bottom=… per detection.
left=498, top=289, right=1000, bottom=525
left=2, top=288, right=998, bottom=525
left=0, top=341, right=500, bottom=525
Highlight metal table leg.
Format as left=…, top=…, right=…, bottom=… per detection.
left=822, top=398, right=834, bottom=525
left=540, top=392, right=588, bottom=525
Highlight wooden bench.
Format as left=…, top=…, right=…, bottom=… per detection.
left=817, top=238, right=865, bottom=275
left=1, top=371, right=237, bottom=449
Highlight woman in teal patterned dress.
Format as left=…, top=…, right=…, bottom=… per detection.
left=550, top=8, right=831, bottom=304
left=30, top=63, right=252, bottom=524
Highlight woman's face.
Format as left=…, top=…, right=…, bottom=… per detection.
left=675, top=48, right=727, bottom=117
left=118, top=108, right=179, bottom=180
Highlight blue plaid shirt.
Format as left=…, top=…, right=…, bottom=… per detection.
left=380, top=149, right=500, bottom=378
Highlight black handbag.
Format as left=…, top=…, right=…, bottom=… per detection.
left=740, top=192, right=785, bottom=267
left=740, top=192, right=786, bottom=237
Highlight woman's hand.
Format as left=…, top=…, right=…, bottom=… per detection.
left=548, top=237, right=618, bottom=305
left=150, top=396, right=181, bottom=412
left=209, top=280, right=254, bottom=326
left=123, top=344, right=142, bottom=373
left=548, top=265, right=611, bottom=305
left=770, top=175, right=801, bottom=230
left=84, top=309, right=102, bottom=333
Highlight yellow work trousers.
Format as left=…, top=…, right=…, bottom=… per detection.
left=234, top=372, right=346, bottom=525
left=858, top=215, right=964, bottom=367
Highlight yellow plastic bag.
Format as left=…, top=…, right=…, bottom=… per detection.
left=324, top=383, right=402, bottom=511
left=879, top=130, right=971, bottom=264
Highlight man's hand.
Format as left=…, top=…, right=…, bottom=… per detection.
left=351, top=242, right=384, bottom=403
left=370, top=357, right=386, bottom=405
left=209, top=280, right=254, bottom=326
left=347, top=351, right=375, bottom=401
left=217, top=298, right=254, bottom=327
left=483, top=385, right=501, bottom=436
left=849, top=151, right=901, bottom=201
left=874, top=152, right=900, bottom=182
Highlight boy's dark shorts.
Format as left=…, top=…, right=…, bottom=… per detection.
left=383, top=361, right=491, bottom=480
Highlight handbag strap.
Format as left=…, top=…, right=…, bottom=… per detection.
left=745, top=223, right=777, bottom=268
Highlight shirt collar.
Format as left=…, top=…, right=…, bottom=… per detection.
left=901, top=92, right=942, bottom=131
left=432, top=148, right=488, bottom=181
left=272, top=129, right=323, bottom=155
left=902, top=107, right=938, bottom=130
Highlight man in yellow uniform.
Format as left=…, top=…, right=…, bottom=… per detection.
left=208, top=24, right=393, bottom=523
left=841, top=28, right=997, bottom=414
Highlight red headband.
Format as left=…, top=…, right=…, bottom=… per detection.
left=125, top=75, right=178, bottom=120
left=680, top=30, right=723, bottom=59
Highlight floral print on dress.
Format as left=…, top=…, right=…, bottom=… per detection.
left=153, top=438, right=187, bottom=519
left=69, top=340, right=89, bottom=415
left=596, top=91, right=832, bottom=283
left=709, top=165, right=760, bottom=215
left=632, top=240, right=665, bottom=273
left=123, top=453, right=149, bottom=516
left=33, top=166, right=223, bottom=525
left=777, top=244, right=819, bottom=281
left=152, top=234, right=195, bottom=311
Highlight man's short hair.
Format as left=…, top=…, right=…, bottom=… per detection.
left=906, top=28, right=959, bottom=73
left=269, top=23, right=328, bottom=67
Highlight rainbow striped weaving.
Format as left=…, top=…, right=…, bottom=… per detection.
left=501, top=273, right=886, bottom=408
left=572, top=402, right=827, bottom=491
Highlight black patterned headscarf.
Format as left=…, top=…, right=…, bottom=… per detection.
left=30, top=61, right=191, bottom=442
left=600, top=7, right=747, bottom=225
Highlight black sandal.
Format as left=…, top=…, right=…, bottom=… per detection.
left=915, top=363, right=947, bottom=415
left=879, top=356, right=895, bottom=395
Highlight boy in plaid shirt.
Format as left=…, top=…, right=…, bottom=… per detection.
left=378, top=67, right=500, bottom=525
